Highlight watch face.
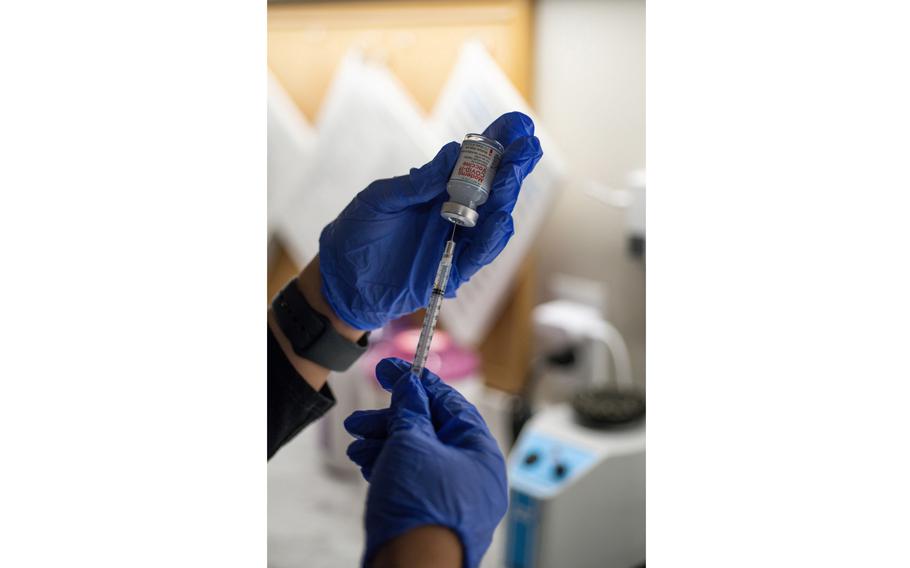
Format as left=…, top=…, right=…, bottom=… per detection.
left=274, top=278, right=327, bottom=347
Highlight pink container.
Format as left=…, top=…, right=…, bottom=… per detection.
left=320, top=326, right=481, bottom=476
left=359, top=328, right=482, bottom=408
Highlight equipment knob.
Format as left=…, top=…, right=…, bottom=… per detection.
left=553, top=463, right=568, bottom=479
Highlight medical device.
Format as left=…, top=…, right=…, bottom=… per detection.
left=505, top=403, right=645, bottom=568
left=411, top=231, right=456, bottom=376
left=411, top=133, right=503, bottom=376
left=533, top=299, right=634, bottom=389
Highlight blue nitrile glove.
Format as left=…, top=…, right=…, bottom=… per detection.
left=344, top=358, right=508, bottom=568
left=319, top=112, right=543, bottom=330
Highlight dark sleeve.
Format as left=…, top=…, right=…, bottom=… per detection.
left=268, top=326, right=335, bottom=459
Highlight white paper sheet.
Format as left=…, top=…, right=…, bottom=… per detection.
left=430, top=42, right=567, bottom=346
left=274, top=52, right=437, bottom=267
left=267, top=72, right=316, bottom=239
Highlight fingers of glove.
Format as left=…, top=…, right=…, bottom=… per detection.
left=344, top=408, right=393, bottom=440
left=421, top=370, right=485, bottom=423
left=346, top=438, right=385, bottom=481
left=481, top=111, right=535, bottom=148
left=419, top=369, right=498, bottom=450
left=358, top=142, right=460, bottom=213
left=454, top=211, right=514, bottom=281
left=481, top=135, right=543, bottom=216
left=450, top=137, right=541, bottom=283
left=384, top=359, right=485, bottom=428
left=388, top=371, right=434, bottom=435
left=374, top=357, right=413, bottom=393
left=376, top=358, right=496, bottom=450
left=375, top=358, right=435, bottom=430
left=450, top=136, right=540, bottom=281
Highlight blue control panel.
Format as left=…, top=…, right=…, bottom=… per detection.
left=508, top=431, right=597, bottom=498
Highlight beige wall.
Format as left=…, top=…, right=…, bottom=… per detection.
left=533, top=0, right=646, bottom=384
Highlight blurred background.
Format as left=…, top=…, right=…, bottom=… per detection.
left=267, top=1, right=645, bottom=566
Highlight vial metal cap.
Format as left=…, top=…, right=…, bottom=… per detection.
left=441, top=201, right=479, bottom=227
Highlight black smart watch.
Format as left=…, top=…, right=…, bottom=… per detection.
left=271, top=278, right=368, bottom=371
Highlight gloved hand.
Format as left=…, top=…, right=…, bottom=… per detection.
left=344, top=358, right=508, bottom=568
left=319, top=112, right=543, bottom=330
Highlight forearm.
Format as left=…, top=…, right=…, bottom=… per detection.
left=269, top=255, right=366, bottom=392
left=371, top=526, right=463, bottom=568
left=267, top=255, right=368, bottom=458
left=266, top=327, right=335, bottom=459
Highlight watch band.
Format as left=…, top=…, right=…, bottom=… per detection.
left=271, top=278, right=368, bottom=371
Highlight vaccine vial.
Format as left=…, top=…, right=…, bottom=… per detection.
left=441, top=133, right=504, bottom=227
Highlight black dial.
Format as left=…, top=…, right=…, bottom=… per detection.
left=553, top=463, right=568, bottom=478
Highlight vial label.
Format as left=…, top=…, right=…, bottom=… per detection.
left=450, top=139, right=503, bottom=194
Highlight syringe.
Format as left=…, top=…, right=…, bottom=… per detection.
left=411, top=227, right=456, bottom=376
left=410, top=131, right=503, bottom=376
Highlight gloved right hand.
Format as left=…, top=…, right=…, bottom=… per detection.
left=344, top=358, right=508, bottom=568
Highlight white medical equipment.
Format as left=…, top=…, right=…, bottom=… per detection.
left=505, top=404, right=645, bottom=568
left=533, top=299, right=633, bottom=390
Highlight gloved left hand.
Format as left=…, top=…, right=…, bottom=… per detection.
left=344, top=358, right=508, bottom=568
left=319, top=112, right=543, bottom=330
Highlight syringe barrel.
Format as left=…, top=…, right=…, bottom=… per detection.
left=411, top=291, right=443, bottom=376
left=411, top=240, right=456, bottom=376
left=432, top=240, right=455, bottom=291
